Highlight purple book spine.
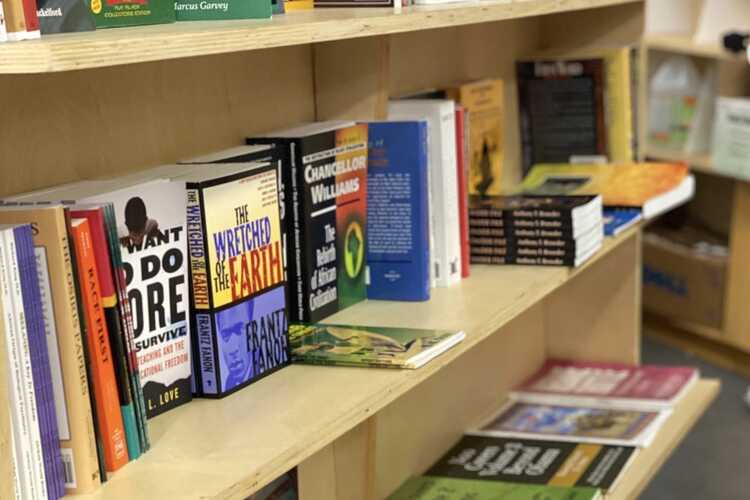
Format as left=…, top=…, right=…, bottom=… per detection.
left=16, top=226, right=64, bottom=499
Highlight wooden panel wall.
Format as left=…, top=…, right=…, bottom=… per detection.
left=0, top=45, right=316, bottom=198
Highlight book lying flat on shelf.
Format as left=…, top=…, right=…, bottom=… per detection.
left=603, top=208, right=641, bottom=236
left=426, top=434, right=633, bottom=494
left=520, top=163, right=694, bottom=219
left=289, top=323, right=465, bottom=369
left=512, top=359, right=699, bottom=410
left=389, top=476, right=602, bottom=500
left=470, top=400, right=669, bottom=447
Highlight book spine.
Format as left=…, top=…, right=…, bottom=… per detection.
left=187, top=186, right=211, bottom=396
left=455, top=106, right=470, bottom=279
left=0, top=231, right=32, bottom=498
left=17, top=226, right=65, bottom=499
left=103, top=205, right=150, bottom=451
left=71, top=221, right=129, bottom=472
left=19, top=0, right=38, bottom=38
left=289, top=141, right=307, bottom=322
left=3, top=229, right=48, bottom=499
left=0, top=1, right=7, bottom=42
left=434, top=104, right=462, bottom=287
left=3, top=0, right=25, bottom=41
left=197, top=313, right=218, bottom=395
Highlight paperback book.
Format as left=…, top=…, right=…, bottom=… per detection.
left=603, top=208, right=642, bottom=236
left=289, top=323, right=465, bottom=369
left=426, top=434, right=634, bottom=494
left=175, top=0, right=271, bottom=20
left=90, top=0, right=175, bottom=28
left=470, top=400, right=669, bottom=447
left=389, top=477, right=602, bottom=500
left=248, top=122, right=369, bottom=323
left=366, top=121, right=430, bottom=302
left=512, top=359, right=699, bottom=410
left=519, top=163, right=694, bottom=219
left=37, top=0, right=95, bottom=34
left=182, top=162, right=290, bottom=397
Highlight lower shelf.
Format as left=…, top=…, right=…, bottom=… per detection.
left=607, top=379, right=719, bottom=499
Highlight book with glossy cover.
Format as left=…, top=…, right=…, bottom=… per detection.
left=184, top=163, right=289, bottom=397
left=0, top=207, right=101, bottom=494
left=71, top=206, right=143, bottom=459
left=289, top=323, right=464, bottom=369
left=70, top=218, right=129, bottom=472
left=90, top=0, right=174, bottom=28
left=175, top=0, right=271, bottom=20
left=366, top=121, right=430, bottom=302
left=471, top=400, right=667, bottom=447
left=603, top=208, right=641, bottom=236
left=389, top=477, right=602, bottom=500
left=36, top=0, right=95, bottom=33
left=248, top=122, right=369, bottom=322
left=519, top=163, right=693, bottom=219
left=512, top=359, right=698, bottom=410
left=426, top=434, right=633, bottom=494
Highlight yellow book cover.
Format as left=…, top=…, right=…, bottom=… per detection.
left=0, top=289, right=14, bottom=500
left=519, top=162, right=688, bottom=207
left=284, top=0, right=314, bottom=10
left=444, top=79, right=504, bottom=196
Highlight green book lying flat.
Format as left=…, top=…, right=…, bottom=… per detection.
left=289, top=323, right=465, bottom=369
left=389, top=477, right=602, bottom=500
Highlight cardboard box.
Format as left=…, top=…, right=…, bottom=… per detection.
left=643, top=225, right=727, bottom=330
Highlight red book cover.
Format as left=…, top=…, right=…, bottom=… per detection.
left=21, top=0, right=40, bottom=36
left=455, top=105, right=470, bottom=278
left=70, top=219, right=129, bottom=472
left=512, top=359, right=698, bottom=410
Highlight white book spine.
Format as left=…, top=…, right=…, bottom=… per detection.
left=434, top=103, right=462, bottom=287
left=0, top=229, right=35, bottom=500
left=11, top=431, right=21, bottom=499
left=0, top=2, right=8, bottom=43
left=3, top=230, right=48, bottom=500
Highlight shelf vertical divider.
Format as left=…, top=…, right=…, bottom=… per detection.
left=723, top=181, right=750, bottom=350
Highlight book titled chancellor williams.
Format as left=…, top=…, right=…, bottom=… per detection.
left=183, top=163, right=290, bottom=397
left=248, top=122, right=368, bottom=323
left=289, top=323, right=464, bottom=369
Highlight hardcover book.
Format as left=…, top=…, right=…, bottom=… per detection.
left=512, top=359, right=699, bottom=410
left=248, top=122, right=369, bottom=323
left=70, top=218, right=129, bottom=472
left=389, top=100, right=462, bottom=287
left=426, top=434, right=634, bottom=494
left=470, top=400, right=669, bottom=447
left=366, top=121, right=430, bottom=302
left=289, top=323, right=465, bottom=369
left=175, top=0, right=271, bottom=20
left=182, top=162, right=289, bottom=397
left=517, top=59, right=606, bottom=175
left=519, top=163, right=694, bottom=219
left=389, top=477, right=602, bottom=500
left=90, top=0, right=175, bottom=28
left=443, top=79, right=504, bottom=196
left=37, top=0, right=95, bottom=33
left=0, top=206, right=101, bottom=494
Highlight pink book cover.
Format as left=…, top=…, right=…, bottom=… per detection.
left=515, top=359, right=698, bottom=405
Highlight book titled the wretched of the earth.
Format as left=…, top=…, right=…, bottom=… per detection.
left=289, top=323, right=465, bottom=369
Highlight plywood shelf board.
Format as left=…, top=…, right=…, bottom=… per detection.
left=607, top=379, right=719, bottom=500
left=70, top=229, right=639, bottom=500
left=0, top=0, right=640, bottom=74
left=643, top=34, right=736, bottom=60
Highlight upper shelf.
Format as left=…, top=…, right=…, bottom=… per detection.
left=76, top=229, right=638, bottom=500
left=643, top=34, right=737, bottom=60
left=0, top=0, right=639, bottom=74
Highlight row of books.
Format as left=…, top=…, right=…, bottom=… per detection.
left=387, top=359, right=700, bottom=499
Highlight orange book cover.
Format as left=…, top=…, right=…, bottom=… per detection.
left=70, top=219, right=129, bottom=472
left=520, top=162, right=689, bottom=207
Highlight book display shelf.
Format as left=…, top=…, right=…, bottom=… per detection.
left=0, top=0, right=718, bottom=498
left=638, top=30, right=750, bottom=357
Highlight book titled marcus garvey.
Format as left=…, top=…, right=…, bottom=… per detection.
left=183, top=162, right=289, bottom=397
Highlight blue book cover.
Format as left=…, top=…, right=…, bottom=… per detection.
left=603, top=208, right=641, bottom=236
left=15, top=225, right=65, bottom=498
left=366, top=121, right=430, bottom=302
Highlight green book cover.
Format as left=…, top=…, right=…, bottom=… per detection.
left=175, top=0, right=272, bottom=20
left=388, top=477, right=601, bottom=500
left=90, top=0, right=175, bottom=28
left=289, top=323, right=464, bottom=369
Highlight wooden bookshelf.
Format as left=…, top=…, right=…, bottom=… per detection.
left=642, top=34, right=736, bottom=60
left=0, top=0, right=639, bottom=74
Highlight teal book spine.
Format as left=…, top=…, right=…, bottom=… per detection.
left=121, top=406, right=141, bottom=460
left=175, top=1, right=272, bottom=20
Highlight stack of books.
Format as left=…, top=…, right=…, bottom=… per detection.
left=468, top=195, right=604, bottom=267
left=388, top=359, right=699, bottom=499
